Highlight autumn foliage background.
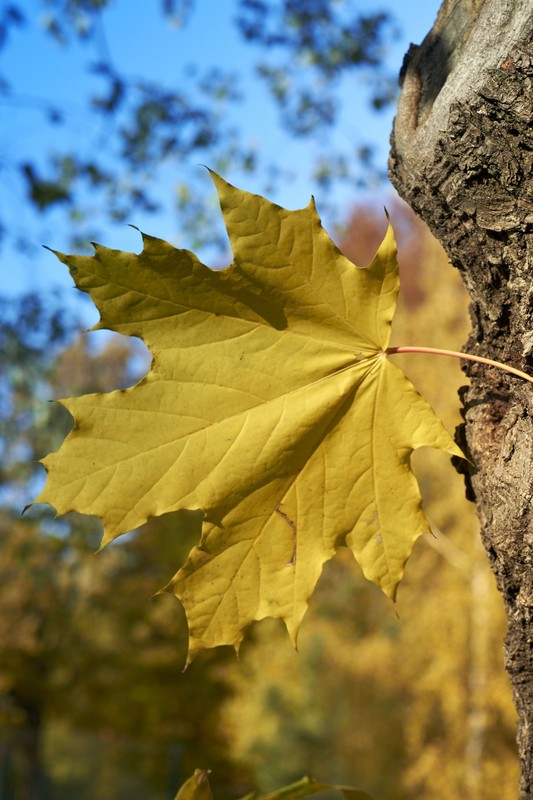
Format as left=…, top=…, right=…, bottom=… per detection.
left=1, top=202, right=519, bottom=799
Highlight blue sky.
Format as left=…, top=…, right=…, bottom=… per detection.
left=1, top=0, right=441, bottom=309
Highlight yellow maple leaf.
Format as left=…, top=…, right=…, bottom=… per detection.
left=36, top=172, right=463, bottom=661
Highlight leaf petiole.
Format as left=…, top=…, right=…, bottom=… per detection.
left=386, top=346, right=533, bottom=385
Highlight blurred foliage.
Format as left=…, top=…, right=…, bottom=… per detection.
left=0, top=293, right=77, bottom=507
left=1, top=0, right=397, bottom=252
left=221, top=203, right=519, bottom=799
left=237, top=0, right=397, bottom=133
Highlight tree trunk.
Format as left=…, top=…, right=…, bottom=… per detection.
left=388, top=0, right=533, bottom=796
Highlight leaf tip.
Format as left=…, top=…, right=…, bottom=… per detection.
left=208, top=168, right=235, bottom=204
left=98, top=530, right=115, bottom=551
left=182, top=632, right=203, bottom=670
left=284, top=616, right=301, bottom=652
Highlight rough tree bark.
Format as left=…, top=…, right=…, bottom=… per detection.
left=389, top=0, right=533, bottom=795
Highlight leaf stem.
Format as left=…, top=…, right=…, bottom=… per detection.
left=386, top=345, right=533, bottom=385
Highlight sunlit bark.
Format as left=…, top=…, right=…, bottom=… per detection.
left=389, top=1, right=533, bottom=795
